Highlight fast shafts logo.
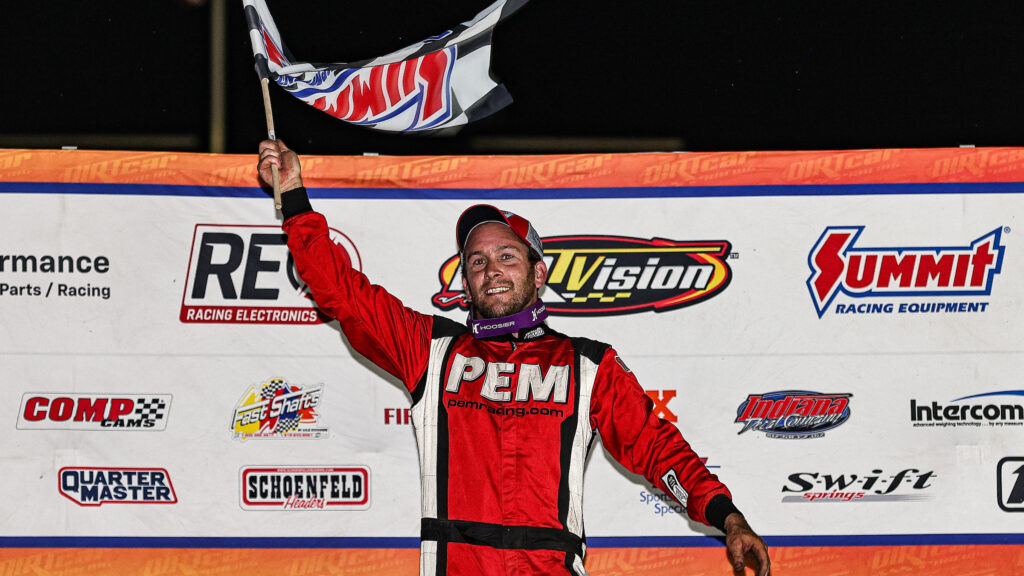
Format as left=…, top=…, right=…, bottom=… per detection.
left=433, top=235, right=732, bottom=315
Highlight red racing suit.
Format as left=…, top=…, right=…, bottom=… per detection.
left=281, top=193, right=739, bottom=575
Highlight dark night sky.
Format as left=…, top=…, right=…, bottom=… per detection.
left=5, top=1, right=1023, bottom=155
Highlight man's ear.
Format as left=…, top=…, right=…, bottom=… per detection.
left=533, top=260, right=548, bottom=289
left=462, top=274, right=471, bottom=302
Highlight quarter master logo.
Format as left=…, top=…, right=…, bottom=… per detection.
left=807, top=227, right=1004, bottom=317
left=18, top=393, right=171, bottom=430
left=59, top=467, right=177, bottom=506
left=240, top=466, right=370, bottom=510
left=782, top=468, right=935, bottom=502
left=433, top=235, right=732, bottom=315
left=232, top=379, right=327, bottom=440
left=735, top=391, right=851, bottom=439
left=181, top=224, right=360, bottom=324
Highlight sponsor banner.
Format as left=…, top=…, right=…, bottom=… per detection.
left=231, top=379, right=327, bottom=440
left=58, top=467, right=177, bottom=506
left=180, top=224, right=360, bottom=324
left=781, top=468, right=936, bottom=503
left=735, top=391, right=852, bottom=439
left=910, top=391, right=1024, bottom=428
left=433, top=235, right=732, bottom=315
left=17, top=393, right=171, bottom=430
left=239, top=466, right=370, bottom=510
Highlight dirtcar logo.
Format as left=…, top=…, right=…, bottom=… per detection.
left=432, top=235, right=732, bottom=315
left=181, top=224, right=360, bottom=324
left=18, top=394, right=171, bottom=430
left=735, top=391, right=851, bottom=439
left=232, top=379, right=327, bottom=440
left=59, top=467, right=177, bottom=506
left=240, top=466, right=370, bottom=510
left=782, top=468, right=936, bottom=503
left=807, top=227, right=1004, bottom=317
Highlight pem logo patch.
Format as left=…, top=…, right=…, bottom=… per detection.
left=433, top=235, right=732, bottom=316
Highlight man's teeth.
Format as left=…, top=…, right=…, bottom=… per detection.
left=486, top=287, right=510, bottom=294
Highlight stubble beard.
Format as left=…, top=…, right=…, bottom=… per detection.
left=471, top=268, right=537, bottom=319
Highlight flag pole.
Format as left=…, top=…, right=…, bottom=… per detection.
left=260, top=77, right=282, bottom=210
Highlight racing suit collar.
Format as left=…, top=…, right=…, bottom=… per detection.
left=467, top=300, right=548, bottom=340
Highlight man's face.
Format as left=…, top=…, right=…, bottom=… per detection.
left=462, top=222, right=547, bottom=319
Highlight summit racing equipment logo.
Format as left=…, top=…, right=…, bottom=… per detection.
left=782, top=468, right=936, bottom=503
left=231, top=379, right=327, bottom=440
left=432, top=235, right=732, bottom=316
left=240, top=466, right=370, bottom=510
left=911, top=391, right=1024, bottom=428
left=59, top=467, right=177, bottom=506
left=807, top=227, right=1004, bottom=317
left=18, top=394, right=171, bottom=430
left=735, top=391, right=851, bottom=439
left=277, top=47, right=456, bottom=132
left=181, top=224, right=360, bottom=324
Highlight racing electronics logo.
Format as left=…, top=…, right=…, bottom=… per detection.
left=232, top=379, right=328, bottom=440
left=59, top=467, right=177, bottom=506
left=18, top=394, right=171, bottom=430
left=735, top=391, right=851, bottom=439
left=807, top=227, right=1004, bottom=317
left=432, top=235, right=732, bottom=316
left=240, top=466, right=370, bottom=510
left=782, top=468, right=935, bottom=502
left=181, top=224, right=360, bottom=324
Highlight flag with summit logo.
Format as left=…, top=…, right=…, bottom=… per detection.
left=242, top=0, right=526, bottom=134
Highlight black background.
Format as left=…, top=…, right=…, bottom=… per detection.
left=5, top=1, right=1022, bottom=155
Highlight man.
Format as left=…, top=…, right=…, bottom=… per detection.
left=258, top=140, right=771, bottom=576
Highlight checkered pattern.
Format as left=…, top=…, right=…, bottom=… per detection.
left=260, top=379, right=288, bottom=400
left=275, top=414, right=300, bottom=433
left=134, top=398, right=167, bottom=421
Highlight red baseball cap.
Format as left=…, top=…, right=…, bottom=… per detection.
left=456, top=204, right=544, bottom=260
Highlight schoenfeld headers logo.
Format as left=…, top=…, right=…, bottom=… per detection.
left=433, top=235, right=732, bottom=316
left=240, top=466, right=370, bottom=510
left=181, top=224, right=360, bottom=324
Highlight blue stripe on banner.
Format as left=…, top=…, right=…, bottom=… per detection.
left=2, top=533, right=1024, bottom=548
left=3, top=181, right=1024, bottom=199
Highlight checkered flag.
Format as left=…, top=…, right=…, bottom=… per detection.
left=134, top=398, right=167, bottom=421
left=260, top=379, right=287, bottom=400
left=275, top=414, right=300, bottom=433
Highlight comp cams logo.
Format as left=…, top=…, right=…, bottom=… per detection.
left=432, top=235, right=732, bottom=316
left=240, top=466, right=370, bottom=510
left=911, top=391, right=1024, bottom=428
left=735, top=391, right=851, bottom=439
left=782, top=468, right=935, bottom=503
left=807, top=227, right=1004, bottom=317
left=232, top=378, right=327, bottom=440
left=181, top=224, right=360, bottom=324
left=18, top=394, right=171, bottom=430
left=58, top=467, right=177, bottom=506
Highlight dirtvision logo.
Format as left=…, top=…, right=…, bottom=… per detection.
left=735, top=391, right=851, bottom=439
left=18, top=394, right=171, bottom=430
left=231, top=379, right=327, bottom=440
left=807, top=226, right=1004, bottom=318
left=58, top=467, right=177, bottom=506
left=181, top=224, right=360, bottom=324
left=240, top=466, right=370, bottom=510
left=782, top=468, right=936, bottom=503
left=911, top=391, right=1024, bottom=428
left=432, top=235, right=732, bottom=316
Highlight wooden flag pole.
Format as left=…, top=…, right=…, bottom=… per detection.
left=260, top=77, right=282, bottom=210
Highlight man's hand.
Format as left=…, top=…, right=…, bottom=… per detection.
left=724, top=512, right=770, bottom=575
left=257, top=139, right=304, bottom=193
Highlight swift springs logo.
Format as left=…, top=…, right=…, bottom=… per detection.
left=231, top=379, right=327, bottom=440
left=181, top=224, right=360, bottom=324
left=59, top=467, right=177, bottom=506
left=807, top=227, right=1004, bottom=317
left=735, top=391, right=852, bottom=439
left=782, top=468, right=936, bottom=503
left=240, top=466, right=370, bottom=510
left=432, top=236, right=732, bottom=316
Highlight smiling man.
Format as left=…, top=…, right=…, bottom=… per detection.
left=258, top=140, right=770, bottom=576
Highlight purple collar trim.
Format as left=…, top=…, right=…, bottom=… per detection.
left=469, top=301, right=548, bottom=339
